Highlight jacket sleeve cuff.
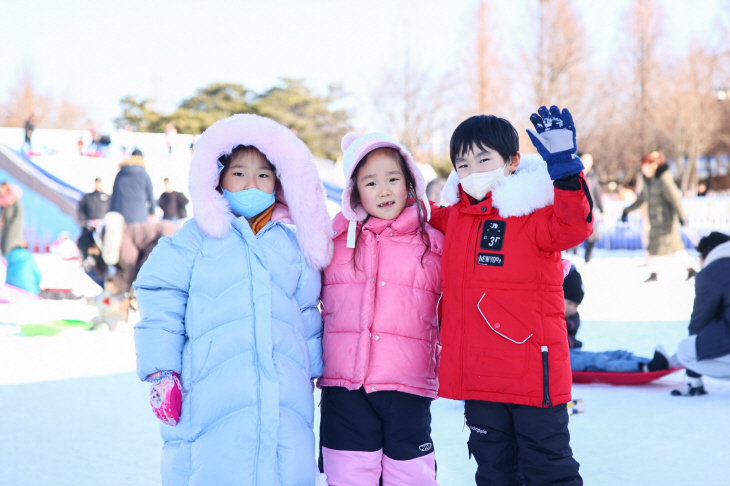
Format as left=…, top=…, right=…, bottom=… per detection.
left=553, top=173, right=582, bottom=191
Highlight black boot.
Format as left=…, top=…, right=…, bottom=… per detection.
left=671, top=376, right=707, bottom=396
left=644, top=273, right=658, bottom=282
left=671, top=382, right=708, bottom=396
left=645, top=347, right=669, bottom=371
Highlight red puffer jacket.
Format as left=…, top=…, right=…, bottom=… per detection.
left=430, top=156, right=593, bottom=407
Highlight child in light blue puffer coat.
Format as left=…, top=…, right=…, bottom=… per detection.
left=134, top=114, right=334, bottom=486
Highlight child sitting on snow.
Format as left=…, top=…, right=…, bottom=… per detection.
left=563, top=265, right=671, bottom=373
left=87, top=273, right=128, bottom=331
left=669, top=232, right=730, bottom=396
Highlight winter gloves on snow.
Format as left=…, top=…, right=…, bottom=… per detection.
left=148, top=371, right=182, bottom=426
left=527, top=106, right=584, bottom=181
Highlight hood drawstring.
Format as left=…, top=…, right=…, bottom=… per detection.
left=346, top=219, right=358, bottom=249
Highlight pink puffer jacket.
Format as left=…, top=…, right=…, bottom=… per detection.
left=319, top=205, right=444, bottom=398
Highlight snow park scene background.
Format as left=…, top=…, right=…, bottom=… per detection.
left=1, top=0, right=730, bottom=485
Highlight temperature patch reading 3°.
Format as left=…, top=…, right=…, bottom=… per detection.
left=480, top=220, right=506, bottom=251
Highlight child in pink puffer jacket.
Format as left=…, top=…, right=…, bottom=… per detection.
left=318, top=132, right=443, bottom=486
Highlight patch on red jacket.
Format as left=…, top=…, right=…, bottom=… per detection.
left=477, top=253, right=504, bottom=266
left=480, top=220, right=506, bottom=251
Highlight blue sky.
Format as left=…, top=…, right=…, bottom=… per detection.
left=0, top=0, right=722, bottom=132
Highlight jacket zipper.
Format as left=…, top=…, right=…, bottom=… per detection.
left=461, top=218, right=480, bottom=390
left=240, top=221, right=266, bottom=482
left=365, top=232, right=380, bottom=392
left=473, top=220, right=483, bottom=270
left=246, top=245, right=262, bottom=482
left=541, top=345, right=552, bottom=408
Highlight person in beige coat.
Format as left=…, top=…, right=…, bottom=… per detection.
left=622, top=151, right=696, bottom=281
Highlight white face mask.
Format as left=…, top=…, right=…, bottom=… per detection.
left=459, top=163, right=508, bottom=200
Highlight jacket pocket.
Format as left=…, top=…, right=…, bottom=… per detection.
left=190, top=328, right=216, bottom=383
left=464, top=291, right=531, bottom=382
left=476, top=293, right=533, bottom=344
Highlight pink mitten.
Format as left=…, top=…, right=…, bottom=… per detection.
left=149, top=371, right=182, bottom=425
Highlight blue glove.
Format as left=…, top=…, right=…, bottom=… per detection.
left=526, top=106, right=584, bottom=180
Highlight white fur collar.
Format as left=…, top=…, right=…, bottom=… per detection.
left=704, top=240, right=730, bottom=268
left=440, top=153, right=553, bottom=217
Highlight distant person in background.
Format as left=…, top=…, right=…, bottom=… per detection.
left=567, top=153, right=604, bottom=262
left=87, top=211, right=178, bottom=297
left=158, top=178, right=189, bottom=224
left=109, top=149, right=155, bottom=223
left=78, top=178, right=109, bottom=225
left=697, top=182, right=708, bottom=197
left=85, top=120, right=98, bottom=149
left=669, top=232, right=730, bottom=396
left=23, top=114, right=36, bottom=154
left=4, top=247, right=42, bottom=295
left=164, top=122, right=177, bottom=154
left=426, top=177, right=446, bottom=206
left=621, top=150, right=697, bottom=282
left=77, top=177, right=110, bottom=261
left=580, top=154, right=603, bottom=262
left=87, top=273, right=130, bottom=331
left=0, top=182, right=24, bottom=256
left=118, top=125, right=135, bottom=156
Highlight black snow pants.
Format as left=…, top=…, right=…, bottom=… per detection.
left=464, top=400, right=582, bottom=486
left=318, top=386, right=435, bottom=477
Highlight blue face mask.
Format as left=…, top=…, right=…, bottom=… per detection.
left=223, top=188, right=276, bottom=219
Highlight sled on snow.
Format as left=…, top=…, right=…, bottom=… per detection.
left=19, top=319, right=92, bottom=337
left=572, top=367, right=684, bottom=385
left=0, top=283, right=42, bottom=304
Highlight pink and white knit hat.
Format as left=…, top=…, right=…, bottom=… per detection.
left=340, top=132, right=430, bottom=247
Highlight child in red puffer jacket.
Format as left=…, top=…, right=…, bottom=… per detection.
left=430, top=107, right=592, bottom=485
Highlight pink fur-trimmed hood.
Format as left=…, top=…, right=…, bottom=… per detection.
left=340, top=132, right=427, bottom=222
left=189, top=114, right=333, bottom=270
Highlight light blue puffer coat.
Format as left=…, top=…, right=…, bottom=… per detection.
left=134, top=114, right=334, bottom=486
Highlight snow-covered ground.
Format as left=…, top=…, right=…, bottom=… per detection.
left=1, top=250, right=729, bottom=485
